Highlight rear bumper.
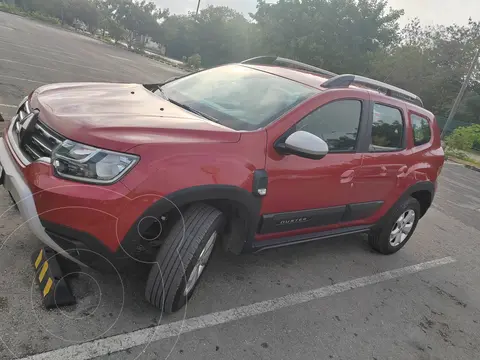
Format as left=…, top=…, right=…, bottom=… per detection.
left=0, top=137, right=83, bottom=265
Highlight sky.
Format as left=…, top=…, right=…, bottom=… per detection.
left=156, top=0, right=480, bottom=26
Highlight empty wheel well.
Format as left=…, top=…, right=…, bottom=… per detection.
left=411, top=190, right=432, bottom=217
left=127, top=186, right=261, bottom=257
left=203, top=199, right=253, bottom=254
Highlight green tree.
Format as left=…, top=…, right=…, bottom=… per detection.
left=107, top=18, right=124, bottom=43
left=113, top=0, right=167, bottom=49
left=159, top=6, right=252, bottom=67
left=251, top=0, right=404, bottom=74
left=446, top=124, right=480, bottom=151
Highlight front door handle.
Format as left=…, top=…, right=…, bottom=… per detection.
left=340, top=169, right=355, bottom=183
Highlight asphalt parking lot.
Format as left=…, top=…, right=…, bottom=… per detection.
left=1, top=12, right=480, bottom=360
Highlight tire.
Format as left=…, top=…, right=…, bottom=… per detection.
left=145, top=203, right=224, bottom=313
left=368, top=197, right=420, bottom=255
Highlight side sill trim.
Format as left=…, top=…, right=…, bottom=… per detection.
left=252, top=225, right=371, bottom=252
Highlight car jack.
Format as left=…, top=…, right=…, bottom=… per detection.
left=31, top=247, right=78, bottom=309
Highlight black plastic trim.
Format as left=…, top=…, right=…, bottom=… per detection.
left=252, top=170, right=268, bottom=196
left=252, top=225, right=371, bottom=252
left=375, top=181, right=435, bottom=230
left=241, top=56, right=337, bottom=78
left=41, top=220, right=117, bottom=264
left=258, top=200, right=383, bottom=235
left=122, top=185, right=262, bottom=256
left=342, top=201, right=384, bottom=222
left=322, top=74, right=424, bottom=107
left=259, top=206, right=346, bottom=234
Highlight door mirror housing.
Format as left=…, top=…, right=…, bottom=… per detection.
left=281, top=131, right=329, bottom=160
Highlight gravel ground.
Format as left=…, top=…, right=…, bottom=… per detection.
left=1, top=12, right=480, bottom=360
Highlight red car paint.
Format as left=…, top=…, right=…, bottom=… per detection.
left=5, top=64, right=444, bottom=253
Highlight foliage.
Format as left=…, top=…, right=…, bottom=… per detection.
left=445, top=125, right=480, bottom=151
left=0, top=3, right=60, bottom=24
left=106, top=18, right=124, bottom=43
left=187, top=53, right=201, bottom=69
left=30, top=10, right=62, bottom=24
left=251, top=0, right=404, bottom=74
left=159, top=6, right=252, bottom=67
left=7, top=0, right=167, bottom=48
left=369, top=18, right=480, bottom=120
left=444, top=148, right=472, bottom=161
left=0, top=3, right=26, bottom=15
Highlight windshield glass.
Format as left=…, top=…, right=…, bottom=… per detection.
left=160, top=65, right=318, bottom=130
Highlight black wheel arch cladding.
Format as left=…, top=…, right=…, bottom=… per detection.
left=121, top=185, right=262, bottom=256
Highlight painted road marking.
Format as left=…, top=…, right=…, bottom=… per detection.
left=0, top=59, right=110, bottom=82
left=19, top=257, right=456, bottom=360
left=0, top=75, right=46, bottom=84
left=106, top=54, right=132, bottom=62
left=3, top=48, right=120, bottom=74
left=0, top=38, right=79, bottom=60
left=0, top=104, right=16, bottom=108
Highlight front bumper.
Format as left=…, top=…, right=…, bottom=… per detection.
left=0, top=137, right=83, bottom=265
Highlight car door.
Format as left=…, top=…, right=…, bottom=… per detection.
left=353, top=97, right=410, bottom=221
left=257, top=90, right=370, bottom=238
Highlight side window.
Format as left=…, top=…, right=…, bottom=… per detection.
left=411, top=114, right=431, bottom=146
left=370, top=103, right=404, bottom=151
left=296, top=100, right=362, bottom=152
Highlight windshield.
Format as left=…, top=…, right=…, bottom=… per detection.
left=160, top=65, right=318, bottom=130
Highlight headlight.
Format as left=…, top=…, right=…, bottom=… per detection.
left=52, top=140, right=139, bottom=184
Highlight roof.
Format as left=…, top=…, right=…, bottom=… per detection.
left=242, top=64, right=429, bottom=113
left=241, top=64, right=330, bottom=90
left=243, top=64, right=371, bottom=93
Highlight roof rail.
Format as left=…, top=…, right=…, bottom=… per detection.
left=322, top=74, right=424, bottom=107
left=241, top=56, right=337, bottom=78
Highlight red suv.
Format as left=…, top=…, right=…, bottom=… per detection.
left=0, top=56, right=444, bottom=313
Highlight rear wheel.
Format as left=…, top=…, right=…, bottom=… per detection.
left=145, top=203, right=224, bottom=313
left=368, top=197, right=420, bottom=255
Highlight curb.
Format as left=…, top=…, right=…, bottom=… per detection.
left=465, top=164, right=480, bottom=173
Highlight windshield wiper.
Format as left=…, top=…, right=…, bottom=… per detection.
left=168, top=98, right=220, bottom=124
left=156, top=86, right=169, bottom=100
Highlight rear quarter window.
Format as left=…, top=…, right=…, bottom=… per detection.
left=411, top=114, right=431, bottom=146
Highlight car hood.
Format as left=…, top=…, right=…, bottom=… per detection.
left=30, top=82, right=240, bottom=152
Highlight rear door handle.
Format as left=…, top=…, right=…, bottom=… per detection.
left=380, top=166, right=387, bottom=176
left=397, top=165, right=408, bottom=178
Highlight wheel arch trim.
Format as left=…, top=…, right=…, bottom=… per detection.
left=121, top=185, right=262, bottom=255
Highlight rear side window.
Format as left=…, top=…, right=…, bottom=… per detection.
left=370, top=103, right=404, bottom=151
left=296, top=100, right=362, bottom=152
left=411, top=114, right=431, bottom=146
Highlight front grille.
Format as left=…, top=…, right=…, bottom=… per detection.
left=11, top=100, right=64, bottom=162
left=25, top=122, right=64, bottom=160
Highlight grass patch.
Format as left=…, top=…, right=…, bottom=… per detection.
left=445, top=148, right=480, bottom=168
left=0, top=4, right=60, bottom=25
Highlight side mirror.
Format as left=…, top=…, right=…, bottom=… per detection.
left=282, top=131, right=329, bottom=160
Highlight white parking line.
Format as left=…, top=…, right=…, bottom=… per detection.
left=107, top=54, right=132, bottom=62
left=0, top=38, right=77, bottom=59
left=2, top=48, right=119, bottom=74
left=0, top=104, right=16, bottom=108
left=0, top=75, right=46, bottom=84
left=0, top=59, right=111, bottom=82
left=19, top=257, right=456, bottom=360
